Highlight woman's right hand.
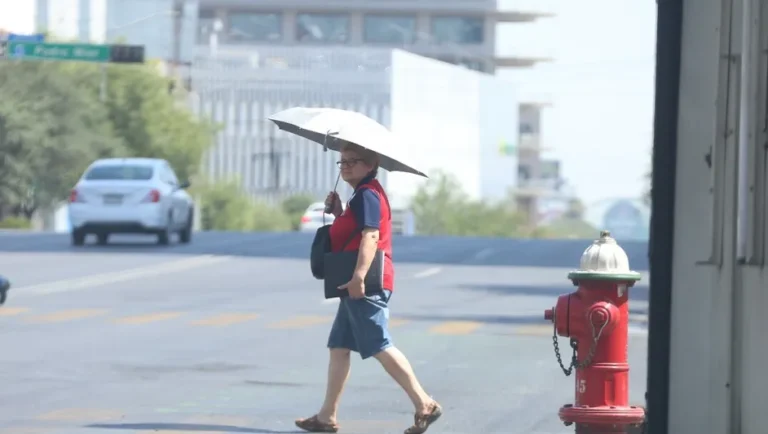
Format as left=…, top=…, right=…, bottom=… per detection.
left=325, top=191, right=343, bottom=217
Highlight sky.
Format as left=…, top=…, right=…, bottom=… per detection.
left=0, top=0, right=658, bottom=207
left=0, top=0, right=35, bottom=33
left=497, top=0, right=657, bottom=207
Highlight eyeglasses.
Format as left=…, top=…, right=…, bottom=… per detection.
left=336, top=158, right=363, bottom=168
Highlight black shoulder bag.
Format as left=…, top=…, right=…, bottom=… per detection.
left=310, top=222, right=385, bottom=299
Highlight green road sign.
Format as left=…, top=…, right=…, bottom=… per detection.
left=8, top=42, right=111, bottom=62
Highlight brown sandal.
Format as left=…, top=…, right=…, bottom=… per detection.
left=404, top=401, right=443, bottom=434
left=295, top=414, right=340, bottom=433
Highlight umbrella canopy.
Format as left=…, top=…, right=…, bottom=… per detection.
left=268, top=107, right=428, bottom=178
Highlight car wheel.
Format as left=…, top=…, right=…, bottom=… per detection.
left=71, top=230, right=86, bottom=246
left=0, top=276, right=9, bottom=305
left=179, top=210, right=193, bottom=244
left=157, top=213, right=172, bottom=245
left=97, top=233, right=109, bottom=245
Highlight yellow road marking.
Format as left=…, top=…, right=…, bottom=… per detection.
left=26, top=309, right=108, bottom=323
left=0, top=307, right=30, bottom=316
left=115, top=312, right=183, bottom=325
left=36, top=408, right=123, bottom=421
left=389, top=318, right=411, bottom=327
left=429, top=321, right=482, bottom=335
left=268, top=315, right=332, bottom=329
left=192, top=313, right=260, bottom=326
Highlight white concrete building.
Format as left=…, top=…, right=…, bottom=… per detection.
left=190, top=45, right=519, bottom=208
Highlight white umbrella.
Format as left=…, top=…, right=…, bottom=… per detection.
left=267, top=107, right=428, bottom=178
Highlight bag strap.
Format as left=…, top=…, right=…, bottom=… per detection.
left=340, top=227, right=361, bottom=251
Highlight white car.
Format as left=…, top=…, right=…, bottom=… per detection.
left=299, top=201, right=341, bottom=232
left=67, top=158, right=194, bottom=246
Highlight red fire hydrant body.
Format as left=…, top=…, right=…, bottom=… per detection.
left=544, top=231, right=645, bottom=433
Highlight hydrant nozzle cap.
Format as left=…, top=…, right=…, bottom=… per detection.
left=567, top=230, right=642, bottom=282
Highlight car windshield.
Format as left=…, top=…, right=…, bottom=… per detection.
left=85, top=165, right=154, bottom=181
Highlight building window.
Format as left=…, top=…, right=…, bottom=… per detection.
left=197, top=9, right=216, bottom=44
left=228, top=12, right=282, bottom=42
left=363, top=14, right=417, bottom=44
left=296, top=13, right=349, bottom=43
left=431, top=16, right=484, bottom=44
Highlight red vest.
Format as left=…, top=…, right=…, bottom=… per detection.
left=329, top=179, right=395, bottom=291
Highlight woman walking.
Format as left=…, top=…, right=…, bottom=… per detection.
left=295, top=143, right=442, bottom=434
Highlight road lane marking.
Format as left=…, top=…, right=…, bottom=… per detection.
left=429, top=321, right=482, bottom=335
left=268, top=315, right=333, bottom=329
left=14, top=255, right=231, bottom=297
left=413, top=267, right=441, bottom=278
left=192, top=313, right=260, bottom=326
left=36, top=408, right=123, bottom=421
left=26, top=309, right=108, bottom=323
left=321, top=298, right=340, bottom=304
left=0, top=307, right=30, bottom=316
left=115, top=312, right=184, bottom=325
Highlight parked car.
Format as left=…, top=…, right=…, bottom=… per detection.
left=299, top=201, right=342, bottom=233
left=0, top=275, right=9, bottom=305
left=68, top=158, right=194, bottom=246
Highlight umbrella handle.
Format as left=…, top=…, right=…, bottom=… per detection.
left=323, top=171, right=342, bottom=217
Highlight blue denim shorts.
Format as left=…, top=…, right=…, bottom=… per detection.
left=327, top=290, right=393, bottom=360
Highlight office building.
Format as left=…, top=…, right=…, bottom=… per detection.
left=33, top=0, right=554, bottom=220
left=188, top=47, right=519, bottom=209
left=33, top=0, right=550, bottom=74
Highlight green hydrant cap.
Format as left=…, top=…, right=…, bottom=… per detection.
left=567, top=230, right=642, bottom=282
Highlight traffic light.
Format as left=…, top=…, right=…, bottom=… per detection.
left=109, top=44, right=145, bottom=63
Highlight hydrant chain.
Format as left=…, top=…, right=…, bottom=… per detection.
left=551, top=310, right=608, bottom=376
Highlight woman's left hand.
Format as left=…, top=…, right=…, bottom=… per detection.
left=338, top=275, right=365, bottom=299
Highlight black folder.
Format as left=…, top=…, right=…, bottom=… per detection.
left=323, top=249, right=385, bottom=299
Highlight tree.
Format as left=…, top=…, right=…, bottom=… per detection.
left=410, top=171, right=530, bottom=237
left=281, top=193, right=316, bottom=230
left=193, top=178, right=292, bottom=231
left=0, top=61, right=124, bottom=219
left=61, top=61, right=217, bottom=182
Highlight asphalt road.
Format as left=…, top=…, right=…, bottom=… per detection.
left=0, top=232, right=649, bottom=434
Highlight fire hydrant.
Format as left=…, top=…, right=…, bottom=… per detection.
left=544, top=231, right=645, bottom=433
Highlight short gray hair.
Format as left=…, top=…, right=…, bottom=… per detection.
left=341, top=142, right=379, bottom=176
